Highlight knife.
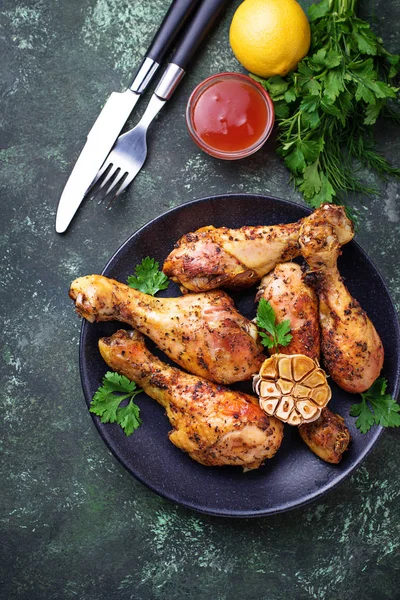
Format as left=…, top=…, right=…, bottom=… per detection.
left=55, top=0, right=201, bottom=234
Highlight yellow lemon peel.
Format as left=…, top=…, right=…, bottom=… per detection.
left=229, top=0, right=311, bottom=78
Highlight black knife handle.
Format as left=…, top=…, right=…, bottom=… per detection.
left=130, top=0, right=201, bottom=93
left=169, top=0, right=230, bottom=71
left=146, top=0, right=201, bottom=64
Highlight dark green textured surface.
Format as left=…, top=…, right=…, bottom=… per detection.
left=1, top=1, right=399, bottom=598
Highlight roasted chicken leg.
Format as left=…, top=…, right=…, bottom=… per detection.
left=69, top=275, right=264, bottom=385
left=299, top=223, right=384, bottom=393
left=256, top=262, right=320, bottom=361
left=299, top=408, right=351, bottom=464
left=99, top=329, right=284, bottom=470
left=163, top=204, right=354, bottom=292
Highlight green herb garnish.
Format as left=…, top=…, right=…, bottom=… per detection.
left=253, top=0, right=400, bottom=216
left=127, top=257, right=169, bottom=296
left=350, top=377, right=400, bottom=433
left=90, top=372, right=143, bottom=436
left=256, top=298, right=292, bottom=352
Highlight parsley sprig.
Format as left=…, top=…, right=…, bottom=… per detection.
left=256, top=298, right=292, bottom=352
left=127, top=257, right=169, bottom=296
left=350, top=377, right=400, bottom=434
left=253, top=0, right=400, bottom=215
left=90, top=372, right=143, bottom=436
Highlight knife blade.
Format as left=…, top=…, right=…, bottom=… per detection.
left=55, top=0, right=201, bottom=233
left=55, top=89, right=141, bottom=233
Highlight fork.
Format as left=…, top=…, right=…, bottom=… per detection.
left=92, top=78, right=179, bottom=204
left=92, top=0, right=230, bottom=205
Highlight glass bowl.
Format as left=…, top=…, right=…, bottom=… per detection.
left=186, top=72, right=275, bottom=160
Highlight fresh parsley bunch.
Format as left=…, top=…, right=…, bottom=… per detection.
left=254, top=0, right=400, bottom=213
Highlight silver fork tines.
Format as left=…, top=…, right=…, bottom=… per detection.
left=92, top=94, right=166, bottom=206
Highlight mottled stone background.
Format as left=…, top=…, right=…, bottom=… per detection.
left=1, top=0, right=399, bottom=598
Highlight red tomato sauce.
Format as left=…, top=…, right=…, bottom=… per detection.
left=191, top=78, right=270, bottom=153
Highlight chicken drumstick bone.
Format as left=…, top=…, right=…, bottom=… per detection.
left=99, top=329, right=284, bottom=470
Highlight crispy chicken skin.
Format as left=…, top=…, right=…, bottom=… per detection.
left=163, top=204, right=354, bottom=292
left=99, top=329, right=284, bottom=470
left=299, top=223, right=384, bottom=394
left=256, top=262, right=320, bottom=360
left=69, top=275, right=264, bottom=385
left=298, top=408, right=351, bottom=464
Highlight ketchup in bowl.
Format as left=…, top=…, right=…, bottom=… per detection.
left=186, top=73, right=274, bottom=160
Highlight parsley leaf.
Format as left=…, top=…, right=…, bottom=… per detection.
left=350, top=377, right=400, bottom=433
left=90, top=371, right=143, bottom=436
left=285, top=146, right=306, bottom=175
left=349, top=396, right=376, bottom=434
left=256, top=298, right=292, bottom=352
left=127, top=257, right=169, bottom=296
left=117, top=400, right=142, bottom=436
left=299, top=160, right=322, bottom=198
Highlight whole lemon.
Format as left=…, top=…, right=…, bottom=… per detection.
left=229, top=0, right=311, bottom=78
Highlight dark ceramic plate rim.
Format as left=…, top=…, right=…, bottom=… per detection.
left=79, top=193, right=399, bottom=518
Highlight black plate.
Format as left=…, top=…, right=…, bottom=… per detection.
left=79, top=194, right=400, bottom=517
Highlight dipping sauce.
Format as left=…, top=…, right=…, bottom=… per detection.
left=186, top=73, right=274, bottom=160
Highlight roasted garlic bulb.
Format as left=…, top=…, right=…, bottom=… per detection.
left=253, top=354, right=332, bottom=425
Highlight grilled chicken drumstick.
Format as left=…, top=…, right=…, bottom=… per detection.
left=299, top=222, right=384, bottom=394
left=256, top=262, right=320, bottom=361
left=69, top=275, right=264, bottom=385
left=255, top=261, right=350, bottom=463
left=163, top=204, right=354, bottom=293
left=99, top=329, right=284, bottom=470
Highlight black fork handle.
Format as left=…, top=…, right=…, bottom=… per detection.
left=170, top=0, right=231, bottom=70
